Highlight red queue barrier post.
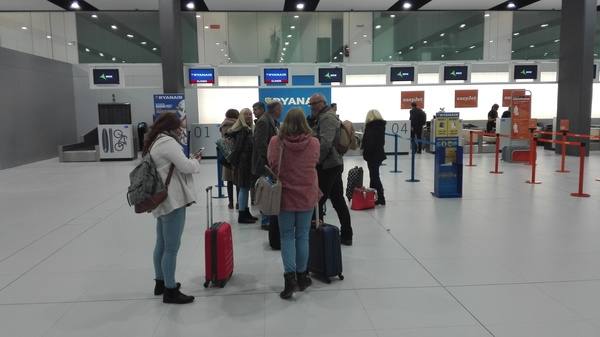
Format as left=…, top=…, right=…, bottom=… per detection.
left=466, top=130, right=477, bottom=167
left=556, top=130, right=570, bottom=173
left=571, top=142, right=591, bottom=198
left=526, top=137, right=541, bottom=184
left=490, top=133, right=503, bottom=174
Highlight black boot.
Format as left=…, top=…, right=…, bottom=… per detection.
left=163, top=287, right=194, bottom=304
left=296, top=271, right=312, bottom=291
left=246, top=208, right=259, bottom=221
left=238, top=210, right=256, bottom=224
left=280, top=272, right=298, bottom=300
left=154, top=279, right=181, bottom=296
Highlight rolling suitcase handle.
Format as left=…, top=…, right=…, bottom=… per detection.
left=205, top=186, right=213, bottom=229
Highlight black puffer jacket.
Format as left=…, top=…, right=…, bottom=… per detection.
left=228, top=128, right=255, bottom=188
left=362, top=119, right=387, bottom=163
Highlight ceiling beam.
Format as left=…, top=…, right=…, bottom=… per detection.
left=47, top=0, right=98, bottom=11
left=490, top=0, right=541, bottom=10
left=388, top=0, right=432, bottom=11
left=283, top=0, right=320, bottom=11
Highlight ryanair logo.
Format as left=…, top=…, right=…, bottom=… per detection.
left=264, top=97, right=310, bottom=105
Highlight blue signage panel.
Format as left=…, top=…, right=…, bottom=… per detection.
left=390, top=67, right=415, bottom=82
left=153, top=94, right=188, bottom=155
left=443, top=66, right=468, bottom=81
left=93, top=69, right=120, bottom=85
left=258, top=87, right=332, bottom=121
left=318, top=68, right=343, bottom=83
left=264, top=68, right=289, bottom=84
left=189, top=68, right=215, bottom=84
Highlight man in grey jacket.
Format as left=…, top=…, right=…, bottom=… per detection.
left=309, top=93, right=353, bottom=246
left=252, top=101, right=281, bottom=229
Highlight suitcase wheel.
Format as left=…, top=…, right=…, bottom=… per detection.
left=203, top=281, right=210, bottom=288
left=338, top=274, right=344, bottom=280
left=218, top=281, right=226, bottom=288
left=324, top=277, right=331, bottom=284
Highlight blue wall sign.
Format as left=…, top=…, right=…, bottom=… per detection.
left=258, top=86, right=331, bottom=120
left=153, top=94, right=189, bottom=155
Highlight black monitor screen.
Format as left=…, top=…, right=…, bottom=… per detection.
left=514, top=65, right=538, bottom=80
left=443, top=66, right=468, bottom=81
left=93, top=69, right=120, bottom=85
left=390, top=67, right=415, bottom=82
left=318, top=68, right=343, bottom=83
left=189, top=68, right=215, bottom=84
left=264, top=68, right=289, bottom=84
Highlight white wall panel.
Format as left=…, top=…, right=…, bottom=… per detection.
left=50, top=13, right=67, bottom=62
left=197, top=88, right=259, bottom=123
left=64, top=13, right=78, bottom=64
left=31, top=13, right=51, bottom=59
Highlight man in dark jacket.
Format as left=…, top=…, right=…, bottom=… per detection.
left=253, top=102, right=266, bottom=123
left=409, top=102, right=427, bottom=153
left=310, top=93, right=353, bottom=246
left=252, top=101, right=281, bottom=229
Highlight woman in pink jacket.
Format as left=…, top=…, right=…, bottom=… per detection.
left=267, top=108, right=320, bottom=300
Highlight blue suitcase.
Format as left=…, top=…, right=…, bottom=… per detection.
left=308, top=223, right=344, bottom=284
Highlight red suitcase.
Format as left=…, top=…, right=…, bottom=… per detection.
left=350, top=187, right=377, bottom=210
left=203, top=186, right=234, bottom=288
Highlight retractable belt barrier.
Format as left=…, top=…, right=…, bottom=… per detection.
left=464, top=130, right=508, bottom=174
left=385, top=132, right=403, bottom=173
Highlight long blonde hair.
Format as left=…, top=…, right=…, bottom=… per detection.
left=230, top=108, right=253, bottom=132
left=279, top=108, right=312, bottom=138
left=365, top=109, right=384, bottom=124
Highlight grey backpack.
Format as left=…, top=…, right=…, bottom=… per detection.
left=127, top=138, right=175, bottom=213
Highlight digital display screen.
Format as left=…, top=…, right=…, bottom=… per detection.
left=264, top=68, right=289, bottom=84
left=189, top=68, right=215, bottom=84
left=318, top=68, right=343, bottom=83
left=390, top=67, right=415, bottom=82
left=443, top=66, right=468, bottom=81
left=93, top=69, right=120, bottom=85
left=514, top=65, right=538, bottom=80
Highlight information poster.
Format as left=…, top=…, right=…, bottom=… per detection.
left=511, top=95, right=532, bottom=140
left=502, top=89, right=526, bottom=107
left=153, top=94, right=188, bottom=154
left=401, top=91, right=425, bottom=109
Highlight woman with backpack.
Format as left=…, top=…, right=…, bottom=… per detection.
left=227, top=108, right=258, bottom=224
left=267, top=108, right=320, bottom=299
left=361, top=109, right=387, bottom=205
left=144, top=112, right=202, bottom=304
left=220, top=109, right=240, bottom=210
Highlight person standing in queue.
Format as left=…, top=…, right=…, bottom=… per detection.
left=220, top=109, right=240, bottom=210
left=309, top=93, right=353, bottom=246
left=252, top=101, right=282, bottom=230
left=268, top=108, right=320, bottom=299
left=227, top=108, right=258, bottom=224
left=361, top=109, right=387, bottom=206
left=145, top=112, right=202, bottom=304
left=409, top=102, right=427, bottom=154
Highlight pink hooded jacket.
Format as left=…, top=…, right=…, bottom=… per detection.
left=267, top=134, right=320, bottom=212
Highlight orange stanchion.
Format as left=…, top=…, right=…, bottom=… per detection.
left=490, top=133, right=503, bottom=174
left=526, top=137, right=541, bottom=184
left=556, top=130, right=570, bottom=173
left=466, top=130, right=477, bottom=167
left=571, top=142, right=590, bottom=198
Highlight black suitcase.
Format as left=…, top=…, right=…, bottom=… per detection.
left=308, top=222, right=344, bottom=284
left=345, top=166, right=363, bottom=201
left=268, top=215, right=280, bottom=250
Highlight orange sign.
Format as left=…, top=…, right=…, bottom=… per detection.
left=529, top=119, right=538, bottom=130
left=559, top=119, right=570, bottom=131
left=502, top=89, right=526, bottom=107
left=401, top=91, right=425, bottom=109
left=511, top=95, right=532, bottom=139
left=455, top=90, right=478, bottom=108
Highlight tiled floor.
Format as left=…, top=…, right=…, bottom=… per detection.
left=1, top=150, right=600, bottom=337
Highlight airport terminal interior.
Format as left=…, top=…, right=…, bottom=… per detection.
left=2, top=0, right=600, bottom=336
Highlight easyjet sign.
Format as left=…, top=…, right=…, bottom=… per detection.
left=455, top=90, right=478, bottom=108
left=401, top=91, right=425, bottom=109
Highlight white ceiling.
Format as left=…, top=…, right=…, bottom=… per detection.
left=0, top=0, right=596, bottom=11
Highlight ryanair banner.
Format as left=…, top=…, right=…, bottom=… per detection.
left=258, top=87, right=332, bottom=121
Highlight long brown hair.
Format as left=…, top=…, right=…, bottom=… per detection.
left=279, top=108, right=311, bottom=138
left=142, top=112, right=181, bottom=155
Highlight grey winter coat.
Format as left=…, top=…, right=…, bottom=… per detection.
left=252, top=112, right=278, bottom=176
left=313, top=108, right=343, bottom=170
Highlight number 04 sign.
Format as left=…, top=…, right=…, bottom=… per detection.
left=384, top=120, right=410, bottom=154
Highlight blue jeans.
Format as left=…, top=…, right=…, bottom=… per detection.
left=238, top=187, right=249, bottom=210
left=153, top=207, right=186, bottom=289
left=278, top=210, right=312, bottom=273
